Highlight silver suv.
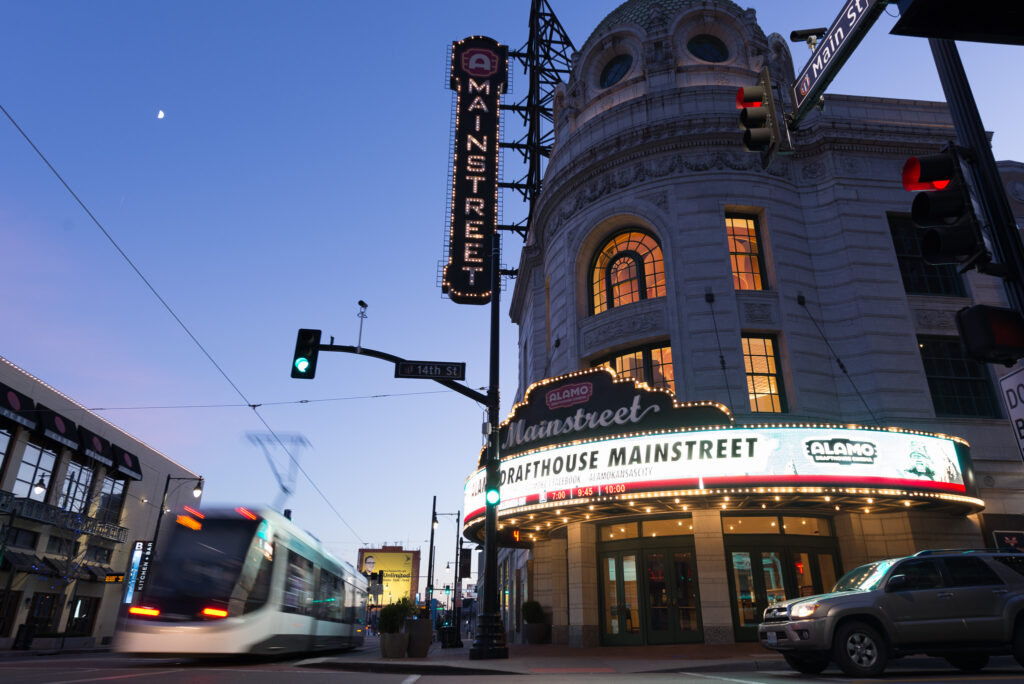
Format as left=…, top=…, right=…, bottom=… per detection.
left=758, top=549, right=1024, bottom=676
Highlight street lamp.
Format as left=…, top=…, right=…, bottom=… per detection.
left=33, top=476, right=47, bottom=496
left=151, top=474, right=203, bottom=556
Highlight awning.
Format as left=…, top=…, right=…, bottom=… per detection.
left=112, top=446, right=142, bottom=481
left=0, top=550, right=44, bottom=573
left=0, top=381, right=36, bottom=430
left=34, top=403, right=79, bottom=450
left=85, top=564, right=115, bottom=582
left=77, top=426, right=113, bottom=467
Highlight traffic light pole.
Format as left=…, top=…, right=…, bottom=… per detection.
left=928, top=38, right=1024, bottom=313
left=471, top=232, right=508, bottom=660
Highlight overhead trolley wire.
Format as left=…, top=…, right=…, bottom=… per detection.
left=0, top=102, right=366, bottom=544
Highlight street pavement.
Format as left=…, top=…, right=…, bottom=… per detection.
left=296, top=635, right=1020, bottom=676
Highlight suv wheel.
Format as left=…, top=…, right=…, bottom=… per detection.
left=945, top=654, right=988, bottom=671
left=783, top=652, right=829, bottom=674
left=833, top=621, right=887, bottom=677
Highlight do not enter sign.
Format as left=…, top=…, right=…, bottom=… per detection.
left=999, top=367, right=1024, bottom=462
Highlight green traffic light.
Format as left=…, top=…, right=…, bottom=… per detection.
left=486, top=488, right=500, bottom=505
left=294, top=357, right=310, bottom=373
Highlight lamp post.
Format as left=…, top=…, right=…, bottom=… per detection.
left=150, top=474, right=203, bottom=556
left=426, top=496, right=437, bottom=616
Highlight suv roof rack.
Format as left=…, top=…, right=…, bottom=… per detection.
left=914, top=548, right=1024, bottom=556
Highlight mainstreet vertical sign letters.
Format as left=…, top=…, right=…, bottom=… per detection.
left=443, top=36, right=508, bottom=305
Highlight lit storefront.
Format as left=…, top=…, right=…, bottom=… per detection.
left=464, top=369, right=985, bottom=645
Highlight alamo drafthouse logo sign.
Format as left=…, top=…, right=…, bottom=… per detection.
left=443, top=36, right=507, bottom=305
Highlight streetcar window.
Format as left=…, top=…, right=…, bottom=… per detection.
left=145, top=517, right=260, bottom=617
left=317, top=570, right=344, bottom=622
left=243, top=549, right=273, bottom=614
left=283, top=551, right=315, bottom=615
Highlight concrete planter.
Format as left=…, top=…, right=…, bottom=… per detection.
left=405, top=617, right=433, bottom=657
left=379, top=632, right=408, bottom=659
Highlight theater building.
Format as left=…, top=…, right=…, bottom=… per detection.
left=462, top=0, right=1024, bottom=647
left=0, top=357, right=201, bottom=649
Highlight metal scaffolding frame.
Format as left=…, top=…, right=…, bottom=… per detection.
left=498, top=0, right=575, bottom=241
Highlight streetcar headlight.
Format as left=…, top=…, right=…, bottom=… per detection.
left=790, top=601, right=821, bottom=619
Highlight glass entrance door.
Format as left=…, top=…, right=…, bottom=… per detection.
left=728, top=549, right=839, bottom=641
left=644, top=550, right=702, bottom=644
left=600, top=552, right=642, bottom=645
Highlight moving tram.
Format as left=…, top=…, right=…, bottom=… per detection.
left=116, top=506, right=367, bottom=655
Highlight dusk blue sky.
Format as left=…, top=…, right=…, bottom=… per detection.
left=1, top=1, right=1018, bottom=595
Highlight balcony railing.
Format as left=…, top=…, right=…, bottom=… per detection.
left=13, top=497, right=129, bottom=544
left=0, top=490, right=12, bottom=514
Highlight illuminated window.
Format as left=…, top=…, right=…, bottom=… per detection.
left=742, top=334, right=787, bottom=413
left=726, top=215, right=767, bottom=290
left=593, top=343, right=674, bottom=394
left=918, top=336, right=1000, bottom=417
left=591, top=230, right=665, bottom=314
left=13, top=441, right=56, bottom=501
left=888, top=213, right=965, bottom=296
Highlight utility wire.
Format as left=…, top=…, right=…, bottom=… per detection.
left=705, top=289, right=737, bottom=409
left=798, top=294, right=880, bottom=426
left=1, top=102, right=365, bottom=544
left=82, top=389, right=451, bottom=411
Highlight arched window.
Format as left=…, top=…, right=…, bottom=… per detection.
left=591, top=230, right=665, bottom=314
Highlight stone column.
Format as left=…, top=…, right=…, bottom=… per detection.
left=567, top=521, right=599, bottom=647
left=692, top=508, right=733, bottom=644
left=533, top=537, right=568, bottom=644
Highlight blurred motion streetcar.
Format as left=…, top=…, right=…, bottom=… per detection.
left=115, top=506, right=367, bottom=655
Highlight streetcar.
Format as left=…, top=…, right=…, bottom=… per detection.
left=115, top=506, right=367, bottom=656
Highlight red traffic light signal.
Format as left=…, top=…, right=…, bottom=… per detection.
left=956, top=305, right=1024, bottom=366
left=736, top=80, right=774, bottom=152
left=901, top=148, right=983, bottom=267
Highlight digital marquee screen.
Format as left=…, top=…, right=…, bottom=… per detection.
left=465, top=426, right=967, bottom=518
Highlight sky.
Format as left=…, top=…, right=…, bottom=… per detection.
left=1, top=0, right=1019, bottom=599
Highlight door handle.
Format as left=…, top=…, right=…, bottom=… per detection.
left=937, top=591, right=954, bottom=598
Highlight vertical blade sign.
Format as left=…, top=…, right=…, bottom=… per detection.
left=443, top=36, right=508, bottom=305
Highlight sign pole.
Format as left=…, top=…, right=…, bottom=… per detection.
left=471, top=232, right=509, bottom=659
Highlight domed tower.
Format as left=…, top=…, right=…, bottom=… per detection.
left=485, top=0, right=1020, bottom=652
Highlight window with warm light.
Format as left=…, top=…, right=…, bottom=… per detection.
left=742, top=334, right=787, bottom=413
left=592, top=343, right=674, bottom=393
left=590, top=230, right=665, bottom=314
left=600, top=522, right=639, bottom=541
left=642, top=518, right=693, bottom=537
left=726, top=214, right=767, bottom=290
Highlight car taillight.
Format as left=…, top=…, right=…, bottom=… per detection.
left=201, top=607, right=228, bottom=618
left=129, top=606, right=160, bottom=617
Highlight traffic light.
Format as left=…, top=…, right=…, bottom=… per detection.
left=902, top=147, right=985, bottom=267
left=290, top=328, right=322, bottom=379
left=736, top=67, right=782, bottom=153
left=956, top=305, right=1024, bottom=366
left=444, top=584, right=451, bottom=597
left=485, top=466, right=500, bottom=506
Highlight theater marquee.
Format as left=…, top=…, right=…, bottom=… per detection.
left=463, top=369, right=979, bottom=524
left=442, top=36, right=507, bottom=305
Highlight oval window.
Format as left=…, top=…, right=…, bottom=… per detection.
left=687, top=34, right=729, bottom=63
left=599, top=54, right=633, bottom=88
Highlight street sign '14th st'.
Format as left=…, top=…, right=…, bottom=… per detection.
left=395, top=361, right=466, bottom=381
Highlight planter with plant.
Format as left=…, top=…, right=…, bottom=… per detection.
left=378, top=601, right=410, bottom=658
